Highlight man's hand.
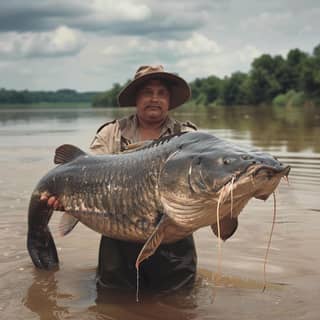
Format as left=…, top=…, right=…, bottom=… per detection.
left=40, top=194, right=64, bottom=211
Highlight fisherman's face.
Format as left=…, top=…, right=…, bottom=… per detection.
left=135, top=79, right=170, bottom=124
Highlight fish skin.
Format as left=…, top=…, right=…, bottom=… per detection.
left=27, top=131, right=290, bottom=270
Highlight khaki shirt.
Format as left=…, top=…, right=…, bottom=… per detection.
left=90, top=114, right=197, bottom=155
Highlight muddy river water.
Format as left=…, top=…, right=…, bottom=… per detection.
left=0, top=106, right=319, bottom=320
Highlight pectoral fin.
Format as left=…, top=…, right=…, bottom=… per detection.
left=211, top=216, right=238, bottom=241
left=59, top=213, right=79, bottom=236
left=135, top=215, right=168, bottom=269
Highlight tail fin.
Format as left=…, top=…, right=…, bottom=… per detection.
left=27, top=192, right=59, bottom=269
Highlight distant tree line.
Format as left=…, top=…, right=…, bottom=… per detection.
left=190, top=43, right=320, bottom=107
left=1, top=44, right=319, bottom=107
left=93, top=43, right=320, bottom=108
left=0, top=89, right=98, bottom=104
left=92, top=81, right=129, bottom=107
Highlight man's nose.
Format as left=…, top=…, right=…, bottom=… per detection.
left=150, top=92, right=160, bottom=101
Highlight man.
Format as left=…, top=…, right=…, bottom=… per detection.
left=90, top=65, right=198, bottom=291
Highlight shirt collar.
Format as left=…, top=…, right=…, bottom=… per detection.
left=121, top=113, right=176, bottom=142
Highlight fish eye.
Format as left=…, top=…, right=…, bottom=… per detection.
left=241, top=154, right=252, bottom=160
left=223, top=158, right=232, bottom=165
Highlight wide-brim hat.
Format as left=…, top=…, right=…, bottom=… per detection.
left=117, top=65, right=191, bottom=109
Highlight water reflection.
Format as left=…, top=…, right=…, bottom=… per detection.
left=174, top=105, right=320, bottom=153
left=91, top=286, right=201, bottom=320
left=23, top=270, right=71, bottom=320
left=1, top=106, right=320, bottom=153
left=22, top=267, right=288, bottom=320
left=0, top=107, right=129, bottom=124
left=23, top=269, right=218, bottom=320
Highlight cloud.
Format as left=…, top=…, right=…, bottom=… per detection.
left=0, top=1, right=205, bottom=39
left=0, top=26, right=85, bottom=59
left=101, top=38, right=158, bottom=57
left=0, top=1, right=81, bottom=32
left=0, top=0, right=319, bottom=91
left=98, top=32, right=223, bottom=83
left=240, top=11, right=293, bottom=33
left=89, top=0, right=151, bottom=21
left=237, top=45, right=262, bottom=63
left=172, top=43, right=264, bottom=80
left=0, top=1, right=161, bottom=34
left=101, top=33, right=221, bottom=59
left=168, top=33, right=221, bottom=55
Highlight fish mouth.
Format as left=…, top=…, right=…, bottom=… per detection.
left=254, top=166, right=291, bottom=200
left=205, top=163, right=291, bottom=224
left=252, top=164, right=291, bottom=178
left=216, top=163, right=291, bottom=204
left=244, top=164, right=290, bottom=200
left=231, top=163, right=290, bottom=184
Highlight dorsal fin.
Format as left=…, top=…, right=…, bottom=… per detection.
left=135, top=131, right=188, bottom=152
left=54, top=144, right=87, bottom=164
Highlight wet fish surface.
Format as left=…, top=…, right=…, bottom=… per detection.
left=27, top=131, right=290, bottom=271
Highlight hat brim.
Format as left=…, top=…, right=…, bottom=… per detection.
left=117, top=72, right=191, bottom=109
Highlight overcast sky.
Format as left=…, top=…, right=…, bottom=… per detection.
left=0, top=0, right=319, bottom=91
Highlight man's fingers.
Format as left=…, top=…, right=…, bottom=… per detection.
left=48, top=196, right=56, bottom=206
left=53, top=200, right=60, bottom=210
left=40, top=194, right=48, bottom=201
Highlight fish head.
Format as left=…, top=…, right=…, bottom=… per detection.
left=191, top=143, right=291, bottom=199
left=159, top=132, right=290, bottom=228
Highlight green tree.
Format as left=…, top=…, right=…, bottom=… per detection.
left=222, top=72, right=248, bottom=105
left=92, top=83, right=124, bottom=107
left=286, top=48, right=309, bottom=91
left=247, top=54, right=285, bottom=104
left=189, top=76, right=222, bottom=106
left=313, top=44, right=320, bottom=58
left=300, top=57, right=320, bottom=97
